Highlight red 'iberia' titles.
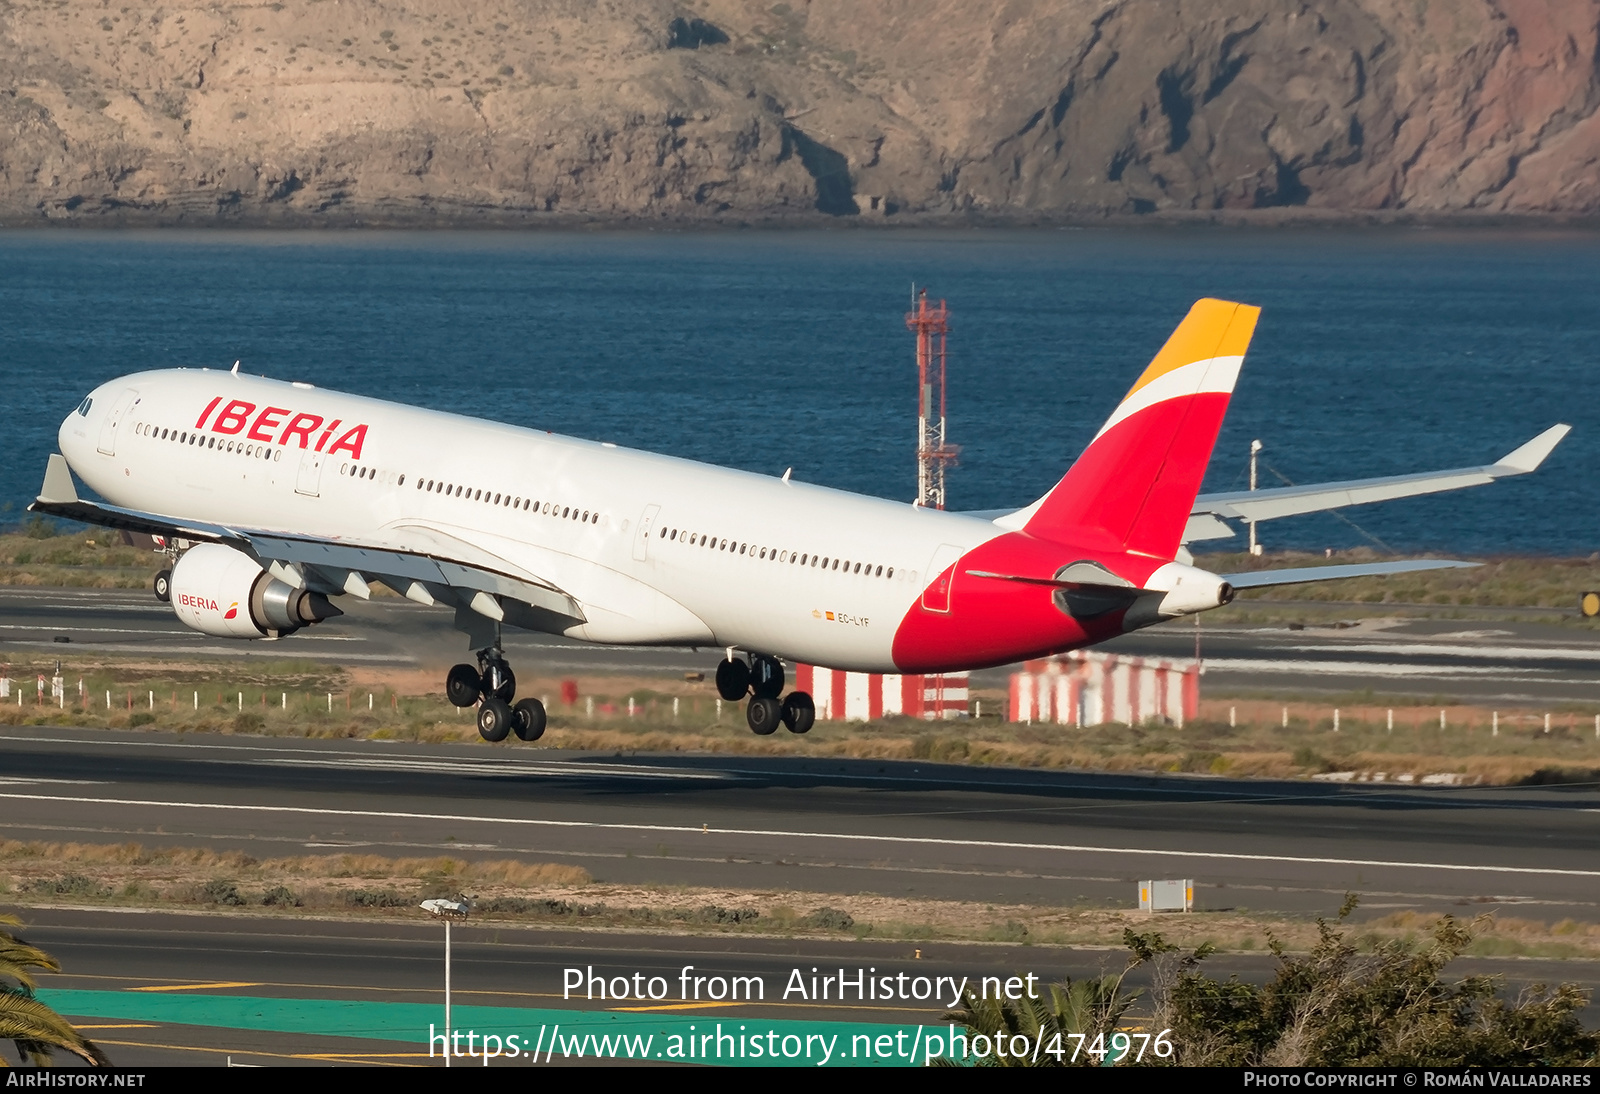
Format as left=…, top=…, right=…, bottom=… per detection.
left=193, top=397, right=368, bottom=459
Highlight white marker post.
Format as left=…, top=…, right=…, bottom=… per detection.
left=420, top=897, right=470, bottom=1068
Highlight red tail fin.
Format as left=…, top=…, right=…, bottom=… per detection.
left=1025, top=298, right=1260, bottom=559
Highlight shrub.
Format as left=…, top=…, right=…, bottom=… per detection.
left=341, top=888, right=408, bottom=908
left=200, top=880, right=243, bottom=906
left=260, top=885, right=300, bottom=907
left=27, top=875, right=111, bottom=898
left=1149, top=896, right=1600, bottom=1066
left=801, top=907, right=853, bottom=930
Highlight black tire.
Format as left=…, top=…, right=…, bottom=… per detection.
left=746, top=696, right=782, bottom=736
left=445, top=664, right=481, bottom=708
left=481, top=660, right=516, bottom=703
left=513, top=698, right=547, bottom=742
left=153, top=569, right=172, bottom=604
left=750, top=655, right=785, bottom=699
left=716, top=658, right=751, bottom=701
left=781, top=691, right=815, bottom=735
left=477, top=697, right=513, bottom=742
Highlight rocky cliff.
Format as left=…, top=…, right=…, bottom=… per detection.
left=3, top=0, right=1598, bottom=224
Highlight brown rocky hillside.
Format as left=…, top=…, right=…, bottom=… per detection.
left=2, top=0, right=1598, bottom=224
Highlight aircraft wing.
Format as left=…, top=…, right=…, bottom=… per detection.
left=1183, top=424, right=1570, bottom=542
left=28, top=453, right=585, bottom=627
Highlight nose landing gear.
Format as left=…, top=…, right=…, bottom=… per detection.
left=716, top=651, right=815, bottom=736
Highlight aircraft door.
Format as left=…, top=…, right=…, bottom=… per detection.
left=921, top=543, right=964, bottom=613
left=632, top=503, right=661, bottom=562
left=96, top=388, right=140, bottom=456
left=295, top=449, right=326, bottom=497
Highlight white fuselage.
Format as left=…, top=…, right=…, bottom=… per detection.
left=61, top=369, right=1009, bottom=672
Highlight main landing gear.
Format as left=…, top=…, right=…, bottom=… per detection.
left=716, top=652, right=814, bottom=736
left=446, top=649, right=546, bottom=745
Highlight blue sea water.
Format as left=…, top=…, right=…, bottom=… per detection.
left=0, top=227, right=1595, bottom=555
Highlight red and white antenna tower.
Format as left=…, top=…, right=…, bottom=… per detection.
left=907, top=286, right=959, bottom=508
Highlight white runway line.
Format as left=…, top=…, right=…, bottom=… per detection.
left=0, top=791, right=1594, bottom=880
left=1282, top=642, right=1600, bottom=663
left=0, top=624, right=361, bottom=642
left=1199, top=658, right=1584, bottom=681
left=254, top=756, right=731, bottom=780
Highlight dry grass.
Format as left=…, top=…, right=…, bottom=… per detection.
left=6, top=647, right=1600, bottom=786
left=0, top=527, right=157, bottom=589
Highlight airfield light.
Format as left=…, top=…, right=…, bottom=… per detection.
left=420, top=897, right=470, bottom=1067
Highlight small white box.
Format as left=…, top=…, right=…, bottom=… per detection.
left=1139, top=879, right=1193, bottom=913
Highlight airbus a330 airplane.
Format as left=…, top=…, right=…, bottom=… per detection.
left=31, top=298, right=1567, bottom=742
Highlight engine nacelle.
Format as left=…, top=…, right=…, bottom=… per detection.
left=170, top=543, right=342, bottom=639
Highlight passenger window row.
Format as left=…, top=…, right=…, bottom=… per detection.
left=656, top=525, right=894, bottom=579
left=135, top=421, right=283, bottom=463
left=413, top=477, right=602, bottom=525
left=338, top=462, right=402, bottom=486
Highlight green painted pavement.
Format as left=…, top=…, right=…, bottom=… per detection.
left=40, top=990, right=959, bottom=1066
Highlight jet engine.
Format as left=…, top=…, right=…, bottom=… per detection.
left=169, top=543, right=342, bottom=639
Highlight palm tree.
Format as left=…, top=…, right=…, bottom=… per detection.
left=0, top=915, right=108, bottom=1067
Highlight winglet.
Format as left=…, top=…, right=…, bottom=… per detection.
left=1494, top=424, right=1569, bottom=474
left=37, top=454, right=80, bottom=505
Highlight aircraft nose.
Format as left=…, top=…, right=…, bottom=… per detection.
left=57, top=389, right=99, bottom=464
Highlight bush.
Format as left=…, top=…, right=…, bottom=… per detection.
left=801, top=907, right=853, bottom=930
left=1292, top=746, right=1330, bottom=772
left=129, top=712, right=154, bottom=728
left=260, top=885, right=300, bottom=907
left=1148, top=896, right=1600, bottom=1066
left=940, top=900, right=1599, bottom=1066
left=26, top=875, right=111, bottom=898
left=341, top=888, right=408, bottom=908
left=200, top=880, right=243, bottom=906
left=476, top=897, right=573, bottom=916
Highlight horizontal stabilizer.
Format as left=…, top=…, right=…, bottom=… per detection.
left=1222, top=558, right=1476, bottom=590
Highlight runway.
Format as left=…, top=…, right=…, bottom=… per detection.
left=4, top=587, right=1600, bottom=703
left=0, top=726, right=1596, bottom=921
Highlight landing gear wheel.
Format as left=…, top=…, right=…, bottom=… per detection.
left=153, top=569, right=172, bottom=603
left=480, top=660, right=516, bottom=703
left=445, top=664, right=481, bottom=708
left=716, top=658, right=751, bottom=701
left=781, top=691, right=815, bottom=735
left=513, top=698, right=547, bottom=742
left=750, top=655, right=785, bottom=700
left=477, top=697, right=513, bottom=742
left=747, top=696, right=782, bottom=736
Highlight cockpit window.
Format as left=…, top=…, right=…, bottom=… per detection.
left=76, top=397, right=92, bottom=417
